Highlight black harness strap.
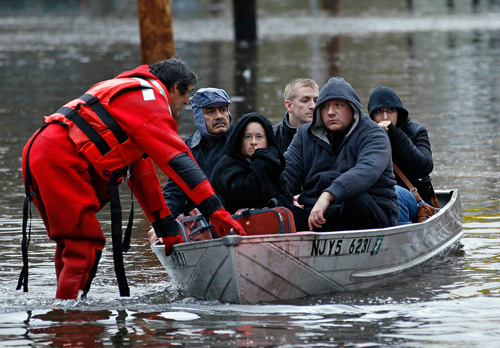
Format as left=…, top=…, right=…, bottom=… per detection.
left=17, top=122, right=54, bottom=292
left=57, top=105, right=111, bottom=156
left=56, top=93, right=129, bottom=156
left=122, top=188, right=134, bottom=253
left=82, top=94, right=128, bottom=144
left=109, top=170, right=130, bottom=297
left=17, top=188, right=32, bottom=292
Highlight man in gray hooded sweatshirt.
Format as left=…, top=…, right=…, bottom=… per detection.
left=162, top=87, right=233, bottom=218
left=283, top=77, right=399, bottom=232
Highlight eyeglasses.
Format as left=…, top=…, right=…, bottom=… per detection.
left=373, top=108, right=397, bottom=116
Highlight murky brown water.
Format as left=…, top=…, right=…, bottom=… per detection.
left=1, top=0, right=500, bottom=347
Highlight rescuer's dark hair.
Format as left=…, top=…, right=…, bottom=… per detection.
left=149, top=58, right=198, bottom=95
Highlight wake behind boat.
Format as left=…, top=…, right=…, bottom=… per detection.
left=152, top=189, right=462, bottom=304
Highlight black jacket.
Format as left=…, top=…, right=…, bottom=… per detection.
left=162, top=127, right=233, bottom=217
left=368, top=86, right=434, bottom=204
left=273, top=112, right=297, bottom=154
left=211, top=113, right=293, bottom=214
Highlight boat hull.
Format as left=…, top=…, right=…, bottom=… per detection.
left=152, top=190, right=462, bottom=304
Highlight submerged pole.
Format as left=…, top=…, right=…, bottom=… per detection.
left=233, top=0, right=257, bottom=42
left=137, top=0, right=175, bottom=65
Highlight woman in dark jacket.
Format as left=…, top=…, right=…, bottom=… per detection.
left=368, top=86, right=436, bottom=206
left=211, top=112, right=293, bottom=214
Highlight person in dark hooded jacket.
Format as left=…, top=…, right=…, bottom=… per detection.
left=368, top=86, right=435, bottom=207
left=211, top=113, right=293, bottom=214
left=162, top=87, right=234, bottom=218
left=284, top=77, right=399, bottom=232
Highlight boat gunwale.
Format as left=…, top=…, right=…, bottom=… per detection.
left=152, top=188, right=460, bottom=254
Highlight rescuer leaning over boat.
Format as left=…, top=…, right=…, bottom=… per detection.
left=20, top=58, right=244, bottom=300
left=283, top=77, right=399, bottom=232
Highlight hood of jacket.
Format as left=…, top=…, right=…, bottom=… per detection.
left=367, top=86, right=409, bottom=127
left=191, top=87, right=232, bottom=143
left=226, top=112, right=284, bottom=162
left=187, top=125, right=234, bottom=149
left=309, top=77, right=363, bottom=143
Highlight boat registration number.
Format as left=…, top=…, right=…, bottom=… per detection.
left=310, top=236, right=384, bottom=257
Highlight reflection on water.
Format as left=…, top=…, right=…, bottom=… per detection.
left=1, top=0, right=500, bottom=347
left=4, top=294, right=500, bottom=347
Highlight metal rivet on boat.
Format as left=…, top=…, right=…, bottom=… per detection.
left=222, top=235, right=242, bottom=246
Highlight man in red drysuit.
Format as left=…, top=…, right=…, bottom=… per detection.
left=20, top=58, right=245, bottom=300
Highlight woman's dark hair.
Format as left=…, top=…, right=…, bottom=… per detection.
left=149, top=58, right=197, bottom=95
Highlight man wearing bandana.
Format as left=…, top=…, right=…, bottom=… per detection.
left=162, top=88, right=234, bottom=218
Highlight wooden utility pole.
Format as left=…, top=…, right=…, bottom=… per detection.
left=137, top=0, right=175, bottom=65
left=233, top=0, right=257, bottom=42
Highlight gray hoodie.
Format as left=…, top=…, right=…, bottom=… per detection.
left=284, top=77, right=399, bottom=226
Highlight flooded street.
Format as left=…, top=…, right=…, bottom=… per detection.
left=1, top=0, right=500, bottom=346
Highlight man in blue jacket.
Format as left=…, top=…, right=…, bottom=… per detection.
left=162, top=87, right=233, bottom=218
left=283, top=77, right=399, bottom=231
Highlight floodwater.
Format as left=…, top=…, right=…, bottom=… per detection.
left=1, top=0, right=500, bottom=346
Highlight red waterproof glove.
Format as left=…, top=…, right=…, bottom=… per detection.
left=164, top=235, right=184, bottom=256
left=210, top=209, right=246, bottom=237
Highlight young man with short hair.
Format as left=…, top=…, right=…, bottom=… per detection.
left=273, top=78, right=319, bottom=153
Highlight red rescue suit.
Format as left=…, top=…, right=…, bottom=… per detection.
left=21, top=65, right=228, bottom=299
